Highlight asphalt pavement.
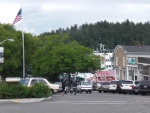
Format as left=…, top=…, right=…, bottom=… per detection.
left=0, top=96, right=52, bottom=104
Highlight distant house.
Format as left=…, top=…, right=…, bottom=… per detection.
left=114, top=45, right=150, bottom=81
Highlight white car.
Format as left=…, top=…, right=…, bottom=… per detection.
left=19, top=77, right=59, bottom=94
left=121, top=80, right=139, bottom=94
left=78, top=81, right=92, bottom=93
left=109, top=80, right=119, bottom=93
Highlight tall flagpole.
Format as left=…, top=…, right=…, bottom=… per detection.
left=22, top=30, right=25, bottom=78
left=21, top=6, right=25, bottom=78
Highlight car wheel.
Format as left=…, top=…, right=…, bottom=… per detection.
left=98, top=91, right=102, bottom=93
left=86, top=91, right=88, bottom=93
left=89, top=91, right=92, bottom=93
left=122, top=91, right=126, bottom=94
left=118, top=91, right=122, bottom=94
left=141, top=92, right=146, bottom=96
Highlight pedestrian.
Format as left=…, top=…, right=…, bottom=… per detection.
left=62, top=79, right=66, bottom=96
left=72, top=79, right=77, bottom=95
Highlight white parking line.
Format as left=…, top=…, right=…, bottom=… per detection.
left=50, top=100, right=150, bottom=105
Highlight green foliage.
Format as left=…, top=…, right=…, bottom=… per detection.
left=2, top=19, right=150, bottom=82
left=32, top=38, right=100, bottom=79
left=19, top=86, right=31, bottom=98
left=0, top=82, right=51, bottom=99
left=30, top=83, right=51, bottom=98
left=0, top=83, right=27, bottom=99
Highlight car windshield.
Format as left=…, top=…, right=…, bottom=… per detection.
left=102, top=82, right=110, bottom=85
left=82, top=82, right=91, bottom=85
left=54, top=82, right=62, bottom=85
left=110, top=81, right=118, bottom=84
left=123, top=81, right=133, bottom=84
left=20, top=79, right=30, bottom=86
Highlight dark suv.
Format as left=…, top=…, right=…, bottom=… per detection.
left=138, top=80, right=150, bottom=95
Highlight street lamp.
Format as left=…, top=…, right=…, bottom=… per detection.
left=0, top=38, right=14, bottom=79
left=0, top=39, right=14, bottom=44
left=0, top=39, right=14, bottom=62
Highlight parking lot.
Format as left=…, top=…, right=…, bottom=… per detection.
left=52, top=91, right=150, bottom=113
left=1, top=91, right=150, bottom=113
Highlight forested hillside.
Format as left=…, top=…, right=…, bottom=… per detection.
left=39, top=19, right=150, bottom=50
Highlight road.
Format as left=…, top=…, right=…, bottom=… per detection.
left=0, top=91, right=150, bottom=113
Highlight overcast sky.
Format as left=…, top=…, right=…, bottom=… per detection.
left=1, top=0, right=150, bottom=35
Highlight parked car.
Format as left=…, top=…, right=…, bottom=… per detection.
left=78, top=81, right=92, bottom=93
left=121, top=80, right=140, bottom=94
left=138, top=80, right=150, bottom=95
left=101, top=82, right=111, bottom=93
left=54, top=82, right=62, bottom=92
left=19, top=77, right=59, bottom=94
left=109, top=80, right=119, bottom=93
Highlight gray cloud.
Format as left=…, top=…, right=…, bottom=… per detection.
left=1, top=0, right=150, bottom=35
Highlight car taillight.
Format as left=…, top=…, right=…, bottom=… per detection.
left=130, top=85, right=134, bottom=88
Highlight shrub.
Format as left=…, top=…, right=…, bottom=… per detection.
left=30, top=83, right=51, bottom=98
left=19, top=86, right=31, bottom=98
left=0, top=83, right=20, bottom=99
left=0, top=82, right=51, bottom=99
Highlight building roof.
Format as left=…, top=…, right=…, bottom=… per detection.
left=95, top=70, right=115, bottom=77
left=122, top=45, right=150, bottom=53
left=114, top=45, right=150, bottom=55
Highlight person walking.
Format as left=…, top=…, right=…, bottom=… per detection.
left=72, top=79, right=77, bottom=95
left=62, top=79, right=66, bottom=96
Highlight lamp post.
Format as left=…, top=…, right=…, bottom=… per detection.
left=0, top=39, right=14, bottom=62
left=0, top=39, right=14, bottom=79
left=0, top=39, right=14, bottom=44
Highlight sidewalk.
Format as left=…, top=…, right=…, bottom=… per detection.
left=0, top=96, right=52, bottom=104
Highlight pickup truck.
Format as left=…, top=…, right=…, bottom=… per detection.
left=19, top=77, right=59, bottom=94
left=78, top=81, right=92, bottom=93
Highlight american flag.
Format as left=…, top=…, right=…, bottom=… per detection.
left=13, top=8, right=22, bottom=24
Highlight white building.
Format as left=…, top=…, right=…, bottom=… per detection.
left=93, top=50, right=114, bottom=70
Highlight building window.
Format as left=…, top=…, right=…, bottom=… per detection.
left=123, top=57, right=125, bottom=66
left=135, top=76, right=137, bottom=80
left=116, top=57, right=118, bottom=65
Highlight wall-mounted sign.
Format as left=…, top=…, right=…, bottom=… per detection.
left=0, top=47, right=4, bottom=63
left=128, top=58, right=136, bottom=64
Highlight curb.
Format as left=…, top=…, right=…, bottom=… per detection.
left=0, top=96, right=52, bottom=104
